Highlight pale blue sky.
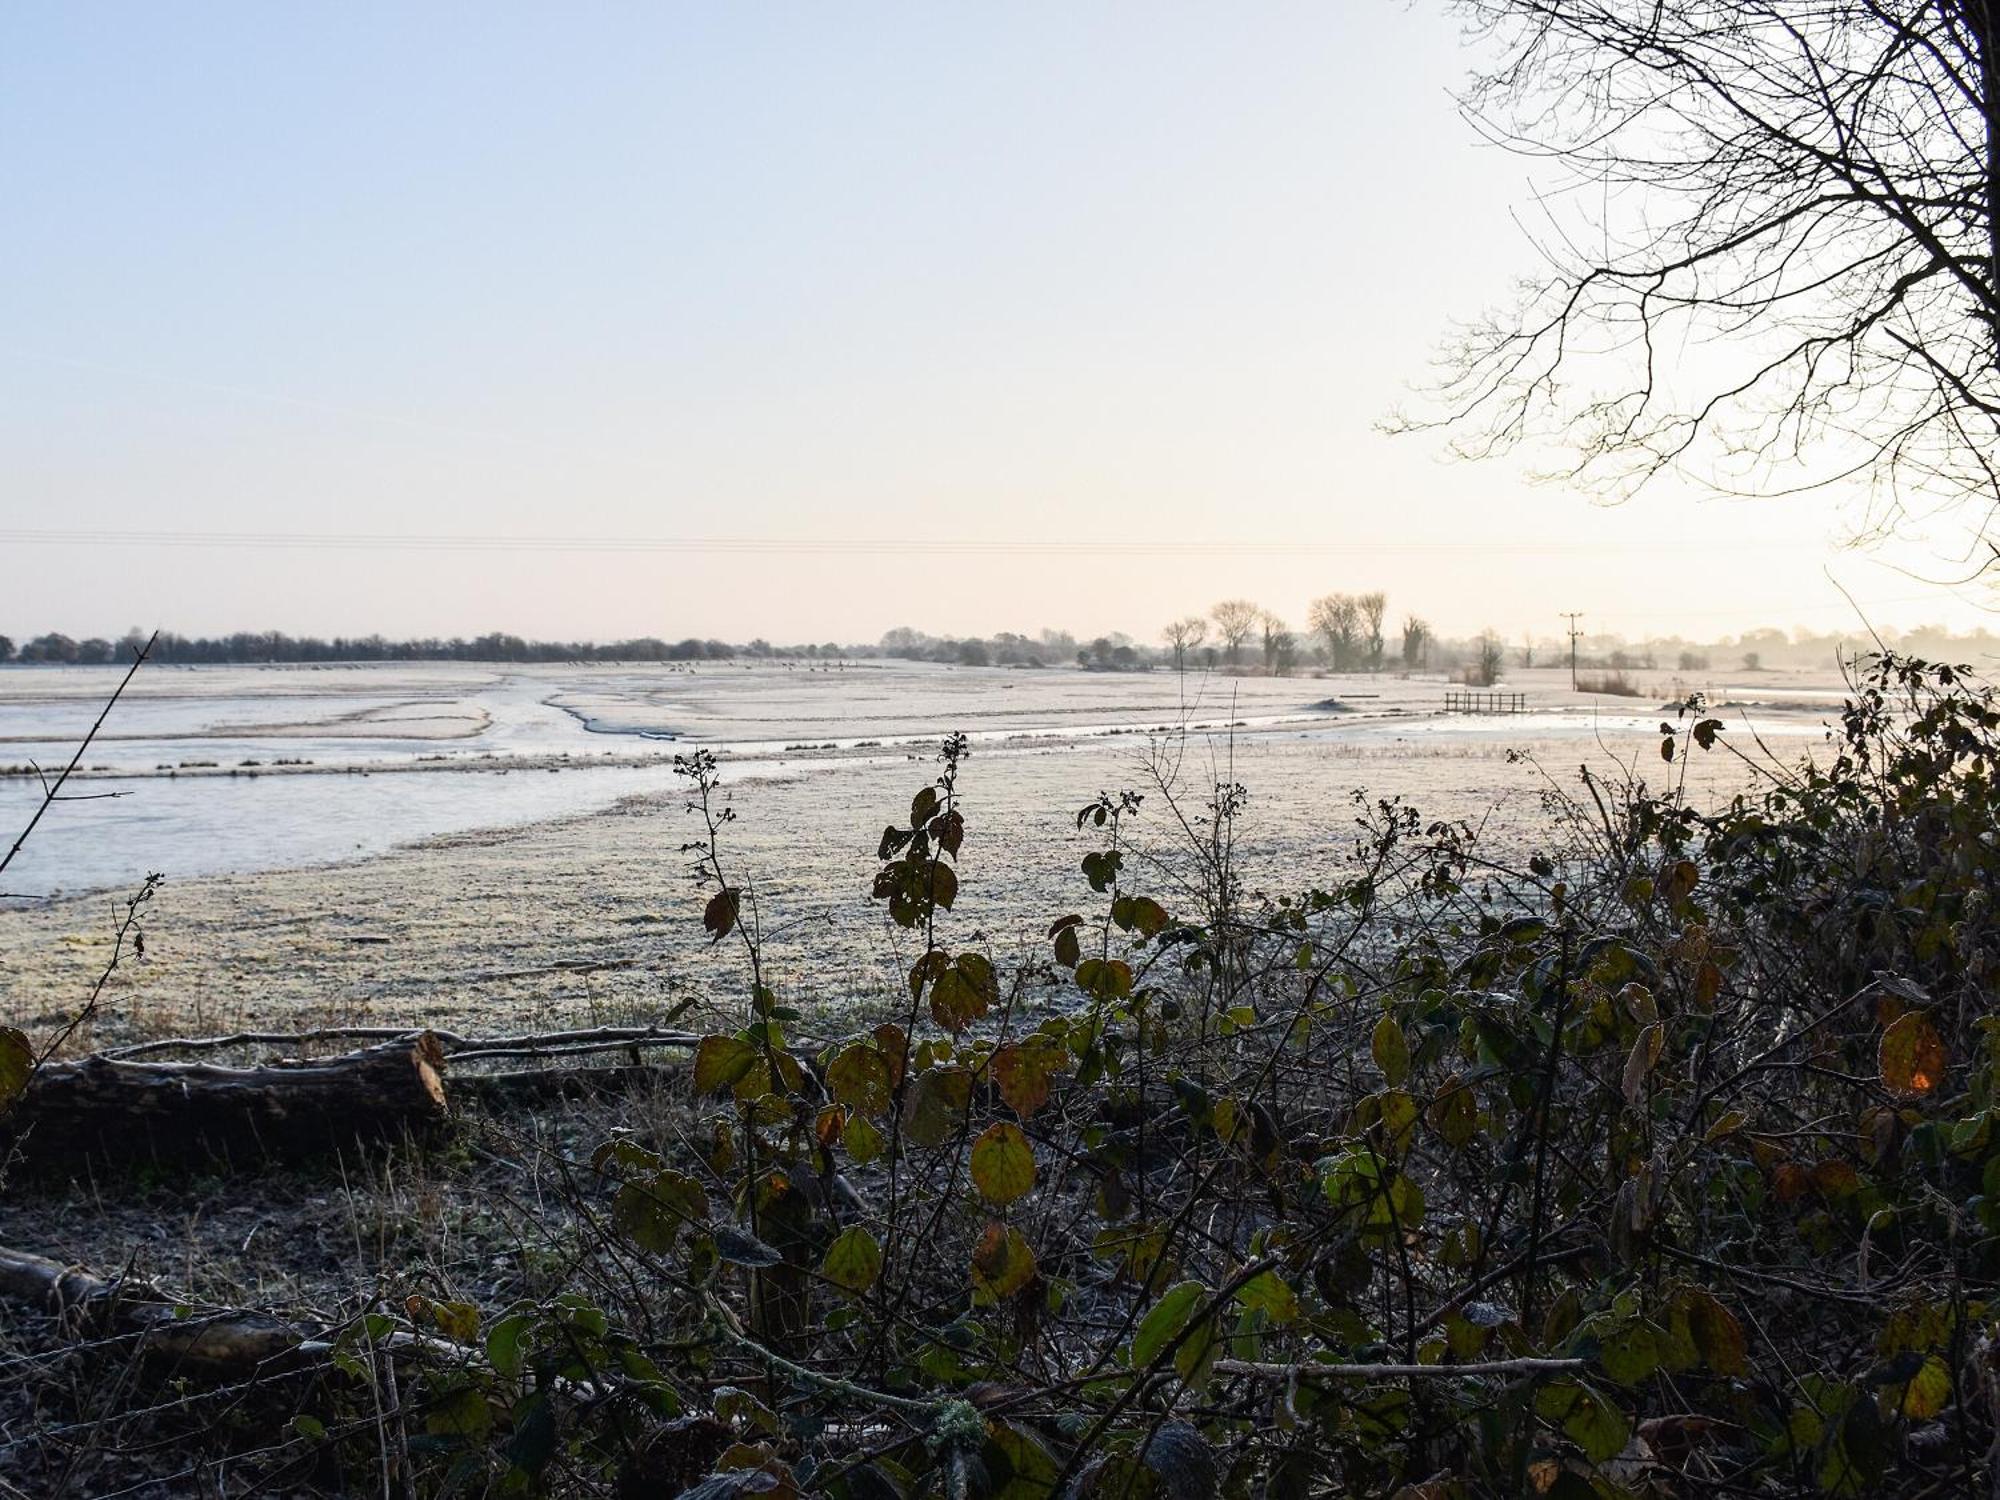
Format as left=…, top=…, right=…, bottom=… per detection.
left=1, top=3, right=1983, bottom=643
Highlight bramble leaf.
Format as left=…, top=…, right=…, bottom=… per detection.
left=1372, top=1014, right=1410, bottom=1086
left=970, top=1121, right=1037, bottom=1205
left=702, top=888, right=741, bottom=943
left=970, top=1222, right=1037, bottom=1300
left=820, top=1226, right=882, bottom=1296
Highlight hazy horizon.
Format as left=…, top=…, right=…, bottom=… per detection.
left=6, top=3, right=1994, bottom=640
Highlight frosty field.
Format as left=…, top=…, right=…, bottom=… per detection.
left=0, top=658, right=1843, bottom=1044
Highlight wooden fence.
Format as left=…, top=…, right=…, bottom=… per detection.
left=1442, top=690, right=1528, bottom=714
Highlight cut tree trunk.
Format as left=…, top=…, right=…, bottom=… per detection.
left=2, top=1032, right=449, bottom=1169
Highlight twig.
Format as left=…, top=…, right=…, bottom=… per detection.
left=1215, top=1356, right=1586, bottom=1381
left=0, top=631, right=155, bottom=880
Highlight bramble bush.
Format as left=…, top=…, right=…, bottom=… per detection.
left=293, top=654, right=2000, bottom=1496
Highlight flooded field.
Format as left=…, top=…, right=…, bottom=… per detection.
left=0, top=658, right=1845, bottom=1041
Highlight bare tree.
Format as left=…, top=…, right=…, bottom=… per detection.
left=1521, top=632, right=1535, bottom=669
left=1407, top=2, right=2000, bottom=558
left=1308, top=593, right=1361, bottom=670
left=1401, top=615, right=1431, bottom=670
left=1210, top=599, right=1261, bottom=666
left=1259, top=612, right=1292, bottom=673
left=1162, top=616, right=1208, bottom=671
left=1357, top=591, right=1388, bottom=669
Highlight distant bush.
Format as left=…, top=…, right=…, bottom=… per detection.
left=1575, top=669, right=1643, bottom=696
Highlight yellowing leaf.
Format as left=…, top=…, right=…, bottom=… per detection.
left=826, top=1043, right=892, bottom=1115
left=1881, top=1012, right=1946, bottom=1098
left=612, top=1169, right=708, bottom=1254
left=1703, top=1110, right=1747, bottom=1143
left=1693, top=959, right=1723, bottom=1010
left=0, top=1027, right=32, bottom=1107
left=1685, top=1289, right=1747, bottom=1377
left=1622, top=1022, right=1664, bottom=1104
left=1428, top=1075, right=1478, bottom=1148
left=1890, top=1354, right=1952, bottom=1420
left=991, top=1041, right=1061, bottom=1119
left=694, top=1035, right=760, bottom=1097
left=970, top=1121, right=1037, bottom=1205
left=970, top=1221, right=1037, bottom=1301
left=1074, top=958, right=1133, bottom=1002
left=931, top=954, right=997, bottom=1031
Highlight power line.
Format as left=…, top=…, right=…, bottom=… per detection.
left=0, top=528, right=1804, bottom=558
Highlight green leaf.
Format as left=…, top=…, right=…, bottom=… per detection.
left=842, top=1113, right=886, bottom=1164
left=1133, top=1281, right=1205, bottom=1367
left=970, top=1121, right=1037, bottom=1205
left=424, top=1386, right=491, bottom=1438
left=820, top=1226, right=883, bottom=1296
left=485, top=1312, right=532, bottom=1378
left=1080, top=850, right=1123, bottom=893
left=612, top=1169, right=708, bottom=1254
left=986, top=1419, right=1061, bottom=1500
left=1235, top=1270, right=1300, bottom=1325
left=1427, top=1076, right=1478, bottom=1148
left=905, top=1065, right=973, bottom=1148
left=1593, top=1317, right=1660, bottom=1386
left=1535, top=1380, right=1630, bottom=1462
left=1371, top=1015, right=1410, bottom=1086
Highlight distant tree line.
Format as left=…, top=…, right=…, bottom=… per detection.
left=1162, top=595, right=1434, bottom=676
left=0, top=630, right=846, bottom=666
left=7, top=618, right=1994, bottom=673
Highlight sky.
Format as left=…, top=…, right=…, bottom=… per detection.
left=3, top=2, right=1993, bottom=647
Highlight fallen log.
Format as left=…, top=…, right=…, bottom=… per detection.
left=3, top=1032, right=449, bottom=1169
left=0, top=1245, right=310, bottom=1373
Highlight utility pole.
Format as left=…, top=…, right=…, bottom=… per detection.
left=1559, top=613, right=1584, bottom=690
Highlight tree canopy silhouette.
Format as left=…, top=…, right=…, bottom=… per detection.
left=1410, top=1, right=2000, bottom=559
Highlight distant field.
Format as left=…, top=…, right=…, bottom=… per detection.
left=0, top=658, right=1847, bottom=1043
